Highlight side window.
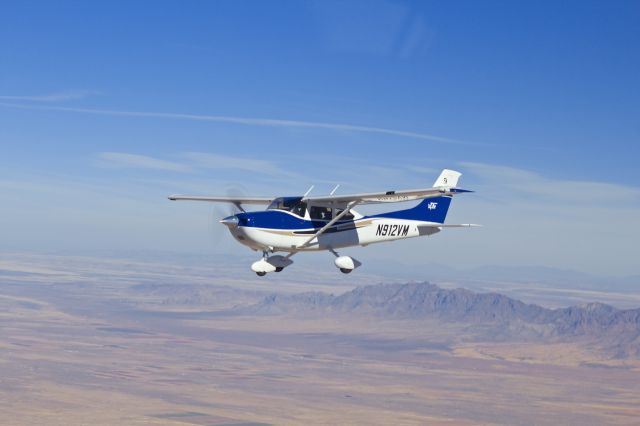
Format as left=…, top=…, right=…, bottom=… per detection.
left=310, top=206, right=332, bottom=221
left=335, top=209, right=354, bottom=221
left=290, top=201, right=307, bottom=217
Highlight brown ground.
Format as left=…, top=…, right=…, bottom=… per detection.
left=1, top=254, right=639, bottom=425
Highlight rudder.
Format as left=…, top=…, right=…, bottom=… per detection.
left=433, top=169, right=461, bottom=187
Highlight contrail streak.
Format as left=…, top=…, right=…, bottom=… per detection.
left=0, top=102, right=477, bottom=145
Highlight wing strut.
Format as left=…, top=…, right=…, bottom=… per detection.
left=285, top=200, right=359, bottom=258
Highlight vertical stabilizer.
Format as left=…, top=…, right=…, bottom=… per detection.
left=433, top=169, right=462, bottom=187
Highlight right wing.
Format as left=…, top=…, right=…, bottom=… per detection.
left=304, top=169, right=471, bottom=208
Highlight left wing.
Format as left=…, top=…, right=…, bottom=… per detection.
left=168, top=195, right=273, bottom=205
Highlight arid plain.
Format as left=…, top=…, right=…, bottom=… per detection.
left=1, top=253, right=639, bottom=425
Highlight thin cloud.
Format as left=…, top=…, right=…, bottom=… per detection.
left=406, top=165, right=438, bottom=174
left=98, top=152, right=191, bottom=172
left=0, top=90, right=100, bottom=102
left=460, top=161, right=640, bottom=205
left=96, top=151, right=299, bottom=179
left=183, top=152, right=295, bottom=178
left=0, top=102, right=474, bottom=145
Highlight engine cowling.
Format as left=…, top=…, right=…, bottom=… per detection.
left=334, top=256, right=361, bottom=274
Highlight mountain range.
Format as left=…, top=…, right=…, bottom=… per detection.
left=239, top=282, right=640, bottom=358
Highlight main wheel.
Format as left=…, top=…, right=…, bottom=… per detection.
left=339, top=268, right=352, bottom=274
left=275, top=267, right=284, bottom=272
left=256, top=271, right=266, bottom=277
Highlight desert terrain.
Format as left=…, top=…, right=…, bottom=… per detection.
left=1, top=253, right=639, bottom=425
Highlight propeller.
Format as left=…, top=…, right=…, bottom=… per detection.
left=208, top=185, right=248, bottom=251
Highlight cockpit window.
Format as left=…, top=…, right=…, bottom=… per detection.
left=310, top=206, right=332, bottom=221
left=290, top=201, right=307, bottom=217
left=335, top=209, right=355, bottom=221
left=267, top=197, right=307, bottom=217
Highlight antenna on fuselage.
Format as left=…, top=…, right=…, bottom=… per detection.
left=303, top=185, right=315, bottom=197
left=330, top=184, right=340, bottom=195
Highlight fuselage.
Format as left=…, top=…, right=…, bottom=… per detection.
left=224, top=197, right=450, bottom=253
left=170, top=168, right=473, bottom=275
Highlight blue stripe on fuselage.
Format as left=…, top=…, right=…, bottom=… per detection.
left=369, top=196, right=451, bottom=223
left=235, top=196, right=452, bottom=231
left=236, top=210, right=336, bottom=230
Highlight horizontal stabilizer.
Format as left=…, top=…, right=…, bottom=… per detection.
left=418, top=223, right=482, bottom=228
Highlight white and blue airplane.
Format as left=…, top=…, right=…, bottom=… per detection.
left=169, top=169, right=478, bottom=276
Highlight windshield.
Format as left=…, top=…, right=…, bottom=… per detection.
left=267, top=197, right=307, bottom=217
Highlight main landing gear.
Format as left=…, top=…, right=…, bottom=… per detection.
left=330, top=249, right=361, bottom=274
left=251, top=249, right=362, bottom=277
left=251, top=252, right=293, bottom=276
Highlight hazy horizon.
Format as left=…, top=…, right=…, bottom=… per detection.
left=2, top=0, right=640, bottom=276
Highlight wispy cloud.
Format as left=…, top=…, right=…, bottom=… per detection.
left=183, top=152, right=295, bottom=177
left=406, top=165, right=438, bottom=175
left=0, top=90, right=100, bottom=102
left=460, top=161, right=640, bottom=205
left=97, top=151, right=299, bottom=180
left=0, top=102, right=473, bottom=145
left=98, top=152, right=191, bottom=172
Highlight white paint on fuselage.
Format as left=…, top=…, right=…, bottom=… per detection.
left=228, top=218, right=441, bottom=252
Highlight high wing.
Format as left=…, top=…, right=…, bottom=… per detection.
left=305, top=187, right=471, bottom=208
left=167, top=170, right=471, bottom=209
left=168, top=195, right=273, bottom=205
left=305, top=169, right=472, bottom=208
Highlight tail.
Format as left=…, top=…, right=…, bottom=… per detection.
left=380, top=196, right=452, bottom=223
left=376, top=169, right=464, bottom=223
left=432, top=169, right=461, bottom=188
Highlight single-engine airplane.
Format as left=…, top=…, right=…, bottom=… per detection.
left=169, top=169, right=478, bottom=276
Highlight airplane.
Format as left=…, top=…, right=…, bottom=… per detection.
left=169, top=169, right=479, bottom=276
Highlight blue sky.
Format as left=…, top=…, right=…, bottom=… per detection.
left=1, top=1, right=639, bottom=276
